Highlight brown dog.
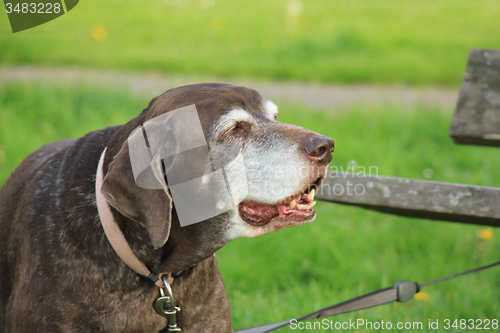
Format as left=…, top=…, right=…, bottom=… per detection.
left=0, top=84, right=334, bottom=332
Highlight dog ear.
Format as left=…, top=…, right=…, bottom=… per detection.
left=101, top=140, right=173, bottom=250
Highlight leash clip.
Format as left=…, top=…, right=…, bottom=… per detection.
left=155, top=275, right=182, bottom=332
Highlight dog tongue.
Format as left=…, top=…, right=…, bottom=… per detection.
left=239, top=202, right=278, bottom=225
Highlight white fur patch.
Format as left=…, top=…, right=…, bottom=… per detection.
left=243, top=136, right=305, bottom=204
left=214, top=108, right=257, bottom=138
left=263, top=100, right=279, bottom=120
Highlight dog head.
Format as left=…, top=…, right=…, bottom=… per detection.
left=101, top=84, right=334, bottom=267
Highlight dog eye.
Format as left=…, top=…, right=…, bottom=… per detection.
left=274, top=114, right=278, bottom=120
left=231, top=122, right=250, bottom=137
left=216, top=122, right=251, bottom=142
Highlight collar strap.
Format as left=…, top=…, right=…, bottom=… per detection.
left=95, top=148, right=172, bottom=288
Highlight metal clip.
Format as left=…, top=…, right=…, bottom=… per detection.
left=393, top=281, right=419, bottom=302
left=155, top=275, right=182, bottom=332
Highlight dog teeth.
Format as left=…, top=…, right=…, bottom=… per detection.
left=296, top=201, right=316, bottom=211
left=309, top=189, right=316, bottom=200
left=288, top=196, right=316, bottom=210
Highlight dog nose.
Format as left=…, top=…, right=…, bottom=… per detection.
left=303, top=134, right=335, bottom=164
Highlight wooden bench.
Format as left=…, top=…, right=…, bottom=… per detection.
left=316, top=49, right=500, bottom=227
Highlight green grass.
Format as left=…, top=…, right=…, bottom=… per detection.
left=1, top=0, right=500, bottom=86
left=1, top=83, right=500, bottom=332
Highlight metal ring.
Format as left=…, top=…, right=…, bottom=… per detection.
left=160, top=275, right=176, bottom=309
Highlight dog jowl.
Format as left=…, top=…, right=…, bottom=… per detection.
left=0, top=83, right=334, bottom=333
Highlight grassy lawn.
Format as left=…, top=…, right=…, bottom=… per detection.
left=1, top=0, right=500, bottom=86
left=1, top=83, right=499, bottom=332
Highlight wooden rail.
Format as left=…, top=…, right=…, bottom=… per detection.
left=317, top=173, right=500, bottom=227
left=318, top=49, right=500, bottom=227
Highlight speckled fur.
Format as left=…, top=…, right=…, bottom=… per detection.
left=0, top=83, right=333, bottom=332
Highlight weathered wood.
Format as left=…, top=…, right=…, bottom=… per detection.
left=449, top=49, right=500, bottom=147
left=316, top=172, right=500, bottom=227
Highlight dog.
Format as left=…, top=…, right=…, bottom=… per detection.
left=0, top=83, right=334, bottom=332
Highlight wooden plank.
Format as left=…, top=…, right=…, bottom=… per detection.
left=449, top=49, right=500, bottom=147
left=316, top=173, right=500, bottom=227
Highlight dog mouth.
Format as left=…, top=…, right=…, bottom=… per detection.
left=238, top=178, right=323, bottom=226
